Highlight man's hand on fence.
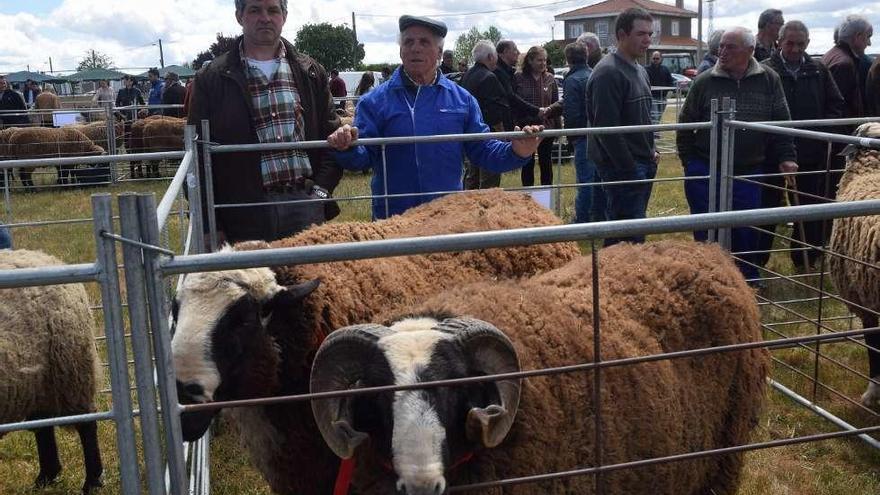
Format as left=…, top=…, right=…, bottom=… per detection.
left=511, top=125, right=545, bottom=158
left=778, top=161, right=798, bottom=174
left=327, top=125, right=359, bottom=151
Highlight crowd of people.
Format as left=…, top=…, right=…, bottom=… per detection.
left=2, top=0, right=876, bottom=281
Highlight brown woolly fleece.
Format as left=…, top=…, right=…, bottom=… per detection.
left=69, top=120, right=124, bottom=150
left=228, top=190, right=580, bottom=495
left=5, top=127, right=104, bottom=158
left=830, top=123, right=880, bottom=324
left=0, top=249, right=99, bottom=429
left=34, top=92, right=61, bottom=126
left=360, top=240, right=769, bottom=495
left=128, top=115, right=185, bottom=153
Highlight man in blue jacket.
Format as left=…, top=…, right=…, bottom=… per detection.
left=327, top=15, right=543, bottom=220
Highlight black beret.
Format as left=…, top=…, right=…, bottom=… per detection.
left=398, top=15, right=447, bottom=38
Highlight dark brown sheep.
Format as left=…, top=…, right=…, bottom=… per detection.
left=313, top=240, right=769, bottom=495
left=170, top=190, right=580, bottom=495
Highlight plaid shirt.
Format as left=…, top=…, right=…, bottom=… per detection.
left=514, top=71, right=560, bottom=128
left=241, top=41, right=312, bottom=187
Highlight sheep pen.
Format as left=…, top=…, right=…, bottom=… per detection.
left=311, top=240, right=769, bottom=495
left=170, top=190, right=580, bottom=495
left=829, top=122, right=880, bottom=409
left=0, top=249, right=104, bottom=494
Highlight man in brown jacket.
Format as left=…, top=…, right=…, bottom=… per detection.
left=188, top=0, right=342, bottom=246
left=823, top=15, right=873, bottom=118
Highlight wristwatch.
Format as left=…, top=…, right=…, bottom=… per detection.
left=311, top=185, right=330, bottom=199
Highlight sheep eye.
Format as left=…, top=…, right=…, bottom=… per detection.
left=184, top=383, right=204, bottom=397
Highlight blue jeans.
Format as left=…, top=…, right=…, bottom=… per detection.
left=0, top=223, right=11, bottom=249
left=573, top=139, right=598, bottom=223
left=599, top=161, right=657, bottom=246
left=683, top=159, right=761, bottom=281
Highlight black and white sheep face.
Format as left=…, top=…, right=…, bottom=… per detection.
left=170, top=264, right=318, bottom=442
left=311, top=316, right=521, bottom=495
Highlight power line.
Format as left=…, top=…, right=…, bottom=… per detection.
left=356, top=0, right=583, bottom=18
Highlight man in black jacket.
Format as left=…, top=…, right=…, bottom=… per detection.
left=494, top=40, right=542, bottom=131
left=461, top=40, right=508, bottom=189
left=0, top=76, right=27, bottom=127
left=759, top=20, right=845, bottom=271
left=644, top=51, right=675, bottom=124
left=161, top=72, right=186, bottom=117
left=188, top=0, right=341, bottom=247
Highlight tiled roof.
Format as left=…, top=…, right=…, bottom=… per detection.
left=556, top=0, right=697, bottom=19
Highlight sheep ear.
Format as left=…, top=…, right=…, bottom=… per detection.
left=285, top=279, right=320, bottom=300
left=466, top=405, right=512, bottom=448
left=440, top=318, right=522, bottom=449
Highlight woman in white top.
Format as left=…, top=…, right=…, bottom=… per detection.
left=92, top=80, right=115, bottom=106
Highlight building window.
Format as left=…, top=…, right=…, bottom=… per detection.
left=569, top=23, right=584, bottom=39
left=671, top=20, right=680, bottom=36
left=595, top=20, right=609, bottom=45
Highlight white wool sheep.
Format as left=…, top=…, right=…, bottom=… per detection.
left=0, top=249, right=104, bottom=493
left=829, top=121, right=880, bottom=408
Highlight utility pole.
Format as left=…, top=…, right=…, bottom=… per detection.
left=158, top=39, right=165, bottom=68
left=697, top=0, right=703, bottom=61
left=48, top=57, right=53, bottom=74
left=352, top=12, right=357, bottom=70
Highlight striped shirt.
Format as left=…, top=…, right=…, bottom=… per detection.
left=240, top=41, right=312, bottom=187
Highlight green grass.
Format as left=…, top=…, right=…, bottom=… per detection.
left=2, top=127, right=880, bottom=494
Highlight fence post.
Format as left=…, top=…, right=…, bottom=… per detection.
left=118, top=193, right=167, bottom=495
left=182, top=125, right=200, bottom=253
left=105, top=104, right=118, bottom=184
left=200, top=120, right=218, bottom=251
left=718, top=97, right=733, bottom=250
left=186, top=144, right=205, bottom=255
left=3, top=167, right=11, bottom=224
left=382, top=144, right=390, bottom=218
left=90, top=193, right=142, bottom=495
left=136, top=193, right=188, bottom=494
left=708, top=99, right=719, bottom=242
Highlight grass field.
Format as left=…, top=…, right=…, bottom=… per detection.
left=1, top=131, right=879, bottom=494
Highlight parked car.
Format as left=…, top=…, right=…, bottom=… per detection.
left=671, top=73, right=692, bottom=96
left=661, top=52, right=697, bottom=77
left=337, top=71, right=381, bottom=96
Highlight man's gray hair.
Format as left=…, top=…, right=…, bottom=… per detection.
left=838, top=15, right=872, bottom=44
left=235, top=0, right=287, bottom=13
left=708, top=29, right=725, bottom=55
left=779, top=20, right=809, bottom=41
left=757, top=9, right=783, bottom=30
left=397, top=32, right=445, bottom=50
left=472, top=40, right=496, bottom=64
left=575, top=32, right=601, bottom=53
left=727, top=27, right=756, bottom=48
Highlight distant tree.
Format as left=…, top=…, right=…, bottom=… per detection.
left=294, top=23, right=365, bottom=71
left=453, top=26, right=503, bottom=65
left=77, top=50, right=114, bottom=71
left=543, top=41, right=565, bottom=69
left=363, top=62, right=399, bottom=72
left=191, top=33, right=238, bottom=70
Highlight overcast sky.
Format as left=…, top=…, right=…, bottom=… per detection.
left=0, top=0, right=876, bottom=74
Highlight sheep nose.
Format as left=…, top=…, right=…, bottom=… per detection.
left=395, top=481, right=445, bottom=495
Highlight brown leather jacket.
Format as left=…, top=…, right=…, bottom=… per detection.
left=188, top=36, right=342, bottom=240
left=822, top=43, right=864, bottom=118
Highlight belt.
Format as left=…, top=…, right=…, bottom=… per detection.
left=264, top=178, right=312, bottom=193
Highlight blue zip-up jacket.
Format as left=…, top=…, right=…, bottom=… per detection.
left=562, top=63, right=591, bottom=142
left=148, top=79, right=164, bottom=106
left=335, top=68, right=530, bottom=219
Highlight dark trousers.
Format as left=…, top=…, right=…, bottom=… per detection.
left=0, top=223, right=11, bottom=249
left=787, top=168, right=842, bottom=269
left=521, top=137, right=555, bottom=187
left=218, top=187, right=327, bottom=245
left=599, top=161, right=657, bottom=246
left=754, top=166, right=783, bottom=268
left=464, top=159, right=501, bottom=190
left=684, top=159, right=761, bottom=280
